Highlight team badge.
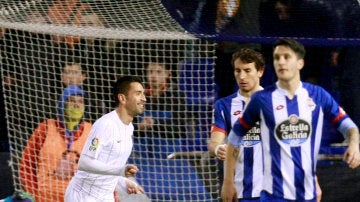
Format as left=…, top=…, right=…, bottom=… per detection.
left=307, top=98, right=316, bottom=111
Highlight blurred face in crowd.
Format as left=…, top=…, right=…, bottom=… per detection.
left=62, top=63, right=86, bottom=87
left=273, top=45, right=303, bottom=82
left=146, top=63, right=170, bottom=90
left=64, top=95, right=85, bottom=121
left=233, top=59, right=263, bottom=95
left=275, top=1, right=291, bottom=20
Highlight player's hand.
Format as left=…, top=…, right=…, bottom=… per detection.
left=215, top=144, right=227, bottom=161
left=125, top=179, right=145, bottom=194
left=125, top=164, right=139, bottom=177
left=343, top=142, right=360, bottom=168
left=221, top=180, right=237, bottom=202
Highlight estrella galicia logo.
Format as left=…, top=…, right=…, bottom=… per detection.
left=275, top=114, right=311, bottom=146
left=240, top=122, right=261, bottom=147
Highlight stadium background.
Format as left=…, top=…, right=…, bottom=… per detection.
left=1, top=0, right=360, bottom=201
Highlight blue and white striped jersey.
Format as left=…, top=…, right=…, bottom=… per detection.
left=229, top=82, right=357, bottom=200
left=212, top=91, right=263, bottom=199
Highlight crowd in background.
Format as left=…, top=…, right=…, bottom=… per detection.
left=1, top=0, right=359, bottom=151
left=1, top=0, right=360, bottom=201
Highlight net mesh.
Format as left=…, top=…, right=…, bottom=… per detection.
left=0, top=0, right=218, bottom=201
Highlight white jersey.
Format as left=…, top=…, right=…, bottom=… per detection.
left=212, top=91, right=263, bottom=199
left=66, top=110, right=134, bottom=201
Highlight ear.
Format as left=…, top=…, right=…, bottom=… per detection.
left=117, top=93, right=126, bottom=104
left=298, top=58, right=304, bottom=70
left=258, top=68, right=265, bottom=78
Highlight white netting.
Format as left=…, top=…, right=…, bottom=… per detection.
left=0, top=0, right=218, bottom=201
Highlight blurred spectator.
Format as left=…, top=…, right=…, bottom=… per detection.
left=19, top=85, right=91, bottom=202
left=135, top=62, right=189, bottom=139
left=215, top=0, right=262, bottom=98
left=58, top=60, right=107, bottom=123
left=47, top=0, right=104, bottom=49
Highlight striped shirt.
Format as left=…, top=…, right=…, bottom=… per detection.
left=229, top=82, right=357, bottom=200
left=212, top=91, right=263, bottom=199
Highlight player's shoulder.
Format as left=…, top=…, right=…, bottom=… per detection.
left=302, top=81, right=323, bottom=89
left=252, top=84, right=276, bottom=98
left=93, top=110, right=118, bottom=126
left=215, top=92, right=238, bottom=104
left=301, top=82, right=328, bottom=94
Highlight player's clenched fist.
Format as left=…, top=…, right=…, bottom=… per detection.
left=125, top=164, right=139, bottom=177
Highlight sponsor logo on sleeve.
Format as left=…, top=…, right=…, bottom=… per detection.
left=89, top=138, right=99, bottom=151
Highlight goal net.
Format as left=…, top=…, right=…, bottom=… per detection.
left=0, top=0, right=218, bottom=201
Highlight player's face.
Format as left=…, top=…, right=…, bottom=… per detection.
left=233, top=59, right=263, bottom=94
left=273, top=45, right=303, bottom=82
left=125, top=82, right=146, bottom=116
left=62, top=64, right=86, bottom=87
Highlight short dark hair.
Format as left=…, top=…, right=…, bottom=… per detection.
left=231, top=48, right=265, bottom=71
left=273, top=38, right=306, bottom=59
left=112, top=76, right=143, bottom=103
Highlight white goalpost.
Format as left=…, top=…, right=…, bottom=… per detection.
left=0, top=0, right=218, bottom=201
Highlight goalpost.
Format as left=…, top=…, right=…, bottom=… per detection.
left=0, top=0, right=218, bottom=201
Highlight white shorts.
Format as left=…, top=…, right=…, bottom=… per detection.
left=65, top=180, right=114, bottom=202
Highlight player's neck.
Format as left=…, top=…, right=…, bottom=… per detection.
left=278, top=78, right=301, bottom=99
left=116, top=108, right=133, bottom=125
left=239, top=85, right=262, bottom=99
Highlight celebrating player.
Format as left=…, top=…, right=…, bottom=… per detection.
left=65, top=76, right=146, bottom=202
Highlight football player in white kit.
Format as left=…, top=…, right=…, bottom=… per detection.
left=222, top=39, right=360, bottom=202
left=65, top=76, right=146, bottom=202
